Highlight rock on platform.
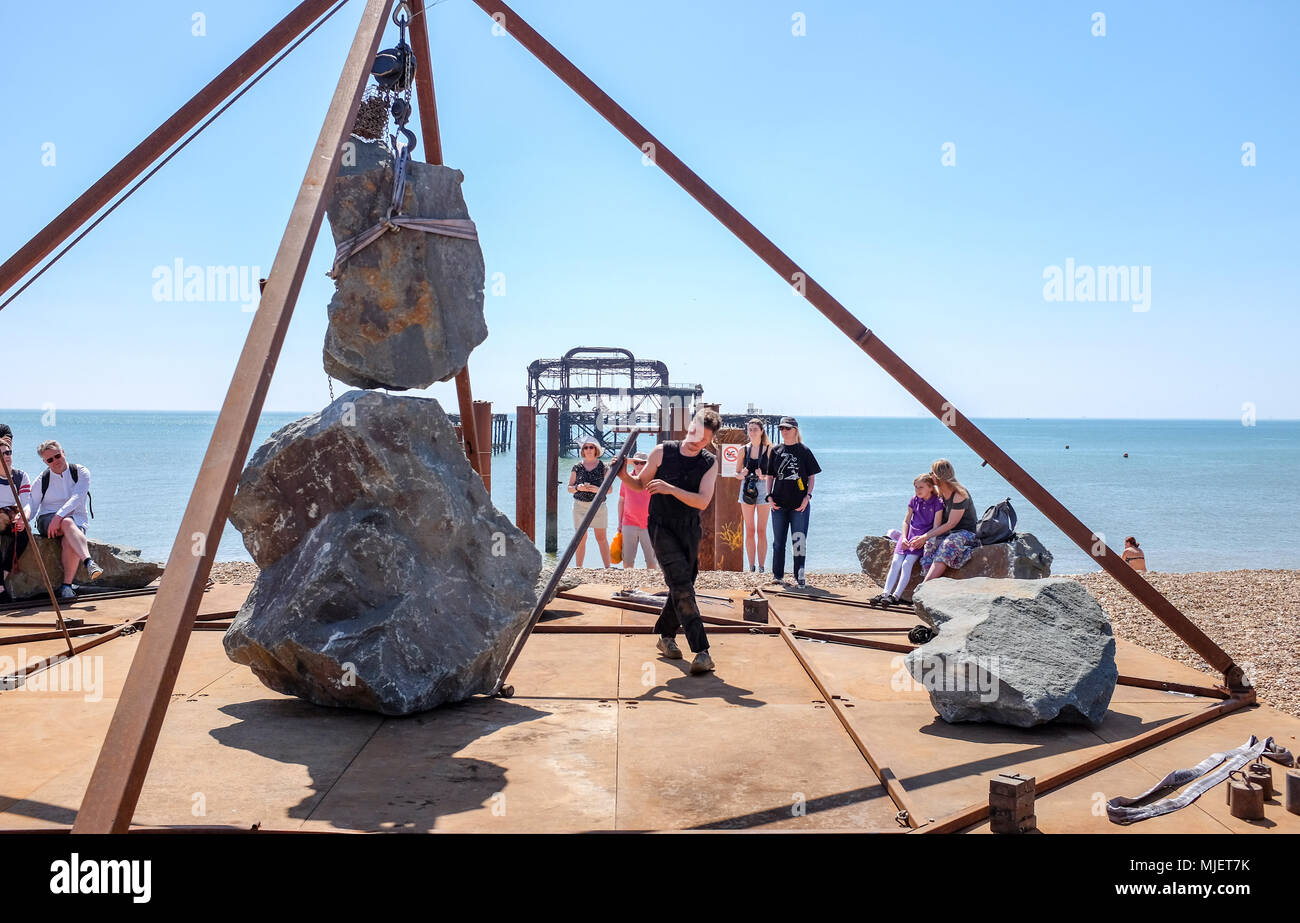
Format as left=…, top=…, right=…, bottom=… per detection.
left=856, top=532, right=1052, bottom=601
left=9, top=537, right=162, bottom=599
left=224, top=390, right=541, bottom=715
left=904, top=577, right=1117, bottom=727
left=323, top=138, right=487, bottom=391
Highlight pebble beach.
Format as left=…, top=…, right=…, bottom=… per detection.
left=207, top=562, right=1299, bottom=719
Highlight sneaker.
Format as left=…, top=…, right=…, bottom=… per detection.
left=690, top=651, right=715, bottom=674
left=759, top=564, right=765, bottom=573
left=58, top=585, right=77, bottom=602
left=656, top=637, right=683, bottom=660
left=749, top=564, right=756, bottom=573
left=797, top=578, right=807, bottom=590
left=85, top=559, right=104, bottom=582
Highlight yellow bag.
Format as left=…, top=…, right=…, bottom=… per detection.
left=610, top=530, right=623, bottom=564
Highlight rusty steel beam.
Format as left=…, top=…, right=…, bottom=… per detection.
left=1116, top=674, right=1229, bottom=699
left=0, top=0, right=344, bottom=303
left=495, top=429, right=641, bottom=692
left=470, top=0, right=1238, bottom=687
left=764, top=592, right=925, bottom=828
left=545, top=407, right=560, bottom=552
left=515, top=405, right=536, bottom=539
left=407, top=0, right=482, bottom=478
left=473, top=400, right=493, bottom=490
left=915, top=690, right=1256, bottom=834
left=532, top=623, right=777, bottom=635
left=72, top=0, right=397, bottom=834
left=0, top=618, right=144, bottom=689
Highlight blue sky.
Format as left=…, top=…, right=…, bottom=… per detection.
left=1, top=0, right=1296, bottom=418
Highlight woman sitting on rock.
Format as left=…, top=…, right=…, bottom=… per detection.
left=916, top=458, right=980, bottom=582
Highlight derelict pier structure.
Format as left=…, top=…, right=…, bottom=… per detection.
left=527, top=347, right=703, bottom=453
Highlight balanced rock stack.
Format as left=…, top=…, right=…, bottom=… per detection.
left=323, top=137, right=487, bottom=390
left=224, top=137, right=533, bottom=714
left=225, top=391, right=540, bottom=715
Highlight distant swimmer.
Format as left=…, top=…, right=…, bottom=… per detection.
left=1122, top=536, right=1147, bottom=572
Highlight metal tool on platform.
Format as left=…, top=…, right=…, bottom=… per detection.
left=742, top=592, right=769, bottom=624
left=493, top=428, right=642, bottom=698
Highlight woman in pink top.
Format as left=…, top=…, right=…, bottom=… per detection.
left=616, top=453, right=657, bottom=569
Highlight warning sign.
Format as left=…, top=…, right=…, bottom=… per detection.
left=720, top=443, right=743, bottom=478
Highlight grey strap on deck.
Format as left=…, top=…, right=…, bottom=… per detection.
left=1106, top=735, right=1292, bottom=824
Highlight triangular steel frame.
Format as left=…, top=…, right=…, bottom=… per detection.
left=0, top=0, right=1247, bottom=833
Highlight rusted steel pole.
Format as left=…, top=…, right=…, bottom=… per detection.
left=545, top=407, right=559, bottom=553
left=407, top=0, right=482, bottom=479
left=495, top=429, right=641, bottom=693
left=0, top=0, right=342, bottom=304
left=470, top=0, right=1239, bottom=686
left=764, top=592, right=924, bottom=828
left=473, top=401, right=493, bottom=492
left=515, top=405, right=536, bottom=540
left=73, top=0, right=397, bottom=834
left=0, top=449, right=73, bottom=652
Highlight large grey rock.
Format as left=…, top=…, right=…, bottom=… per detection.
left=323, top=138, right=487, bottom=390
left=9, top=536, right=162, bottom=599
left=904, top=577, right=1117, bottom=727
left=224, top=390, right=541, bottom=715
left=856, top=532, right=1052, bottom=600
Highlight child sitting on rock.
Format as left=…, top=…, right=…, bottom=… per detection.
left=872, top=473, right=944, bottom=606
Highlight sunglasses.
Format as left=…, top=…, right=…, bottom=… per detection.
left=0, top=449, right=11, bottom=456
left=43, top=453, right=63, bottom=464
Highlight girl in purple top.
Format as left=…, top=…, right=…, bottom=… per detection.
left=873, top=473, right=944, bottom=605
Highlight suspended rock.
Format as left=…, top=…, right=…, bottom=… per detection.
left=856, top=532, right=1052, bottom=601
left=224, top=390, right=540, bottom=715
left=9, top=537, right=162, bottom=599
left=323, top=138, right=487, bottom=390
left=904, top=577, right=1117, bottom=727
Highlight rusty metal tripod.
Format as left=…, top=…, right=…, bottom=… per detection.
left=0, top=0, right=1245, bottom=832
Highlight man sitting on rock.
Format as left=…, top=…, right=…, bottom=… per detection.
left=27, top=439, right=102, bottom=600
left=616, top=409, right=721, bottom=675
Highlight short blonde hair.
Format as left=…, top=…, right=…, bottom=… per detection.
left=37, top=439, right=61, bottom=459
left=913, top=473, right=936, bottom=489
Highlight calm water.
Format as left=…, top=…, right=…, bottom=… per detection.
left=1, top=410, right=1296, bottom=574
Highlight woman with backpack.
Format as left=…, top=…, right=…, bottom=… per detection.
left=738, top=418, right=773, bottom=572
left=916, top=458, right=980, bottom=582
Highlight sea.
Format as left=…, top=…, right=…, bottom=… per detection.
left=1, top=410, right=1296, bottom=575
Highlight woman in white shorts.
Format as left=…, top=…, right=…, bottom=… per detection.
left=568, top=437, right=611, bottom=567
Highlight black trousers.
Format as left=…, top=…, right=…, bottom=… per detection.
left=0, top=526, right=29, bottom=577
left=648, top=516, right=709, bottom=654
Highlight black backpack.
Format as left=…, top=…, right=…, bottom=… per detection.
left=40, top=464, right=94, bottom=519
left=975, top=498, right=1015, bottom=545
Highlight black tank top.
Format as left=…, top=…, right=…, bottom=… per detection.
left=743, top=444, right=766, bottom=477
left=944, top=493, right=979, bottom=534
left=649, top=441, right=716, bottom=523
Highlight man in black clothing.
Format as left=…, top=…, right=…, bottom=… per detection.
left=617, top=409, right=721, bottom=674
